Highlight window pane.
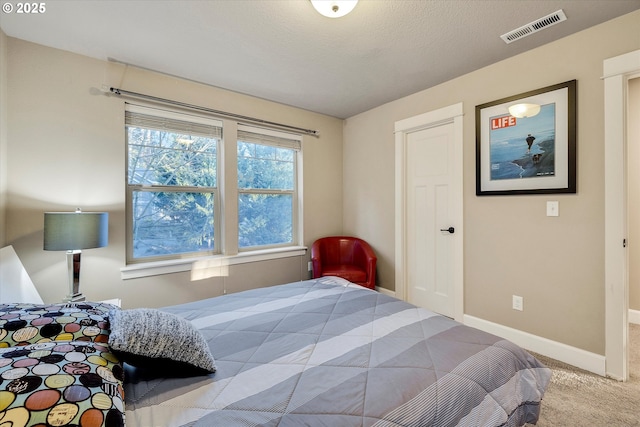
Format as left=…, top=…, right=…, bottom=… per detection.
left=237, top=142, right=294, bottom=190
left=132, top=190, right=214, bottom=258
left=238, top=193, right=292, bottom=248
left=128, top=127, right=217, bottom=187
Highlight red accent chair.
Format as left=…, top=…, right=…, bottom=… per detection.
left=311, top=236, right=377, bottom=290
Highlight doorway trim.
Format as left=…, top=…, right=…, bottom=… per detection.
left=604, top=49, right=640, bottom=381
left=394, top=103, right=464, bottom=321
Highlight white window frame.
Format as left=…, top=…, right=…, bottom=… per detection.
left=125, top=103, right=222, bottom=264
left=121, top=106, right=305, bottom=279
left=236, top=124, right=302, bottom=252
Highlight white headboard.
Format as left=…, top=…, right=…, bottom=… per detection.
left=0, top=245, right=44, bottom=304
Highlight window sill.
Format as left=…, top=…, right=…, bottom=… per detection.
left=120, top=246, right=307, bottom=280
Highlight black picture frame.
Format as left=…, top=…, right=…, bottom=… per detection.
left=475, top=80, right=576, bottom=196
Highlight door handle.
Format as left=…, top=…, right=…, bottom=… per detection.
left=440, top=227, right=455, bottom=234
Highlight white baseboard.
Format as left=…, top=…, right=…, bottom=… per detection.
left=463, top=315, right=606, bottom=377
left=363, top=286, right=638, bottom=326
left=376, top=286, right=396, bottom=298
left=382, top=289, right=610, bottom=376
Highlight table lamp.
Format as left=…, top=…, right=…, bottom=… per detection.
left=44, top=209, right=108, bottom=302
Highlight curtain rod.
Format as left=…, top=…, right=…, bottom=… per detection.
left=108, top=87, right=320, bottom=137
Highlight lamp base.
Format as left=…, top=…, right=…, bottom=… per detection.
left=63, top=293, right=86, bottom=303
left=66, top=250, right=85, bottom=303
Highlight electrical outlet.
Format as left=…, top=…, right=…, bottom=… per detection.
left=512, top=295, right=524, bottom=311
left=308, top=261, right=313, bottom=272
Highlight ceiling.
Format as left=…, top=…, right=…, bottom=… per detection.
left=1, top=0, right=639, bottom=119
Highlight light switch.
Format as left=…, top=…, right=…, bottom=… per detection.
left=546, top=201, right=559, bottom=217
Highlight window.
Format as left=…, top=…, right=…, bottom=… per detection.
left=237, top=126, right=301, bottom=250
left=125, top=105, right=303, bottom=266
left=126, top=104, right=221, bottom=262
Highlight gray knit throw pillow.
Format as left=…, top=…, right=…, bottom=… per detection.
left=108, top=308, right=215, bottom=375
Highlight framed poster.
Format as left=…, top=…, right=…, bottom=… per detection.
left=475, top=80, right=576, bottom=196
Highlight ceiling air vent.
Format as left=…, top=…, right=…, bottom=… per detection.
left=500, top=9, right=567, bottom=44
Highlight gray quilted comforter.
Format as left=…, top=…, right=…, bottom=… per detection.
left=124, top=277, right=551, bottom=426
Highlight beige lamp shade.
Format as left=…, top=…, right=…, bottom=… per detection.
left=44, top=211, right=109, bottom=251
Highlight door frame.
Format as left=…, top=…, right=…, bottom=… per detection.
left=604, top=49, right=640, bottom=381
left=394, top=103, right=464, bottom=321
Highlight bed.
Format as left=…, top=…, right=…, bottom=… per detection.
left=0, top=276, right=550, bottom=427
left=124, top=277, right=550, bottom=426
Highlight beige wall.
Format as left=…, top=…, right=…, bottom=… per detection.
left=4, top=38, right=344, bottom=308
left=630, top=77, right=640, bottom=312
left=343, top=10, right=640, bottom=354
left=0, top=30, right=7, bottom=246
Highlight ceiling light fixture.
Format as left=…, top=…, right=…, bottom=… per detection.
left=310, top=0, right=358, bottom=18
left=508, top=103, right=541, bottom=118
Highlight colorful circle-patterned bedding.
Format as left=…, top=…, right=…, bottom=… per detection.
left=0, top=302, right=125, bottom=427
left=0, top=302, right=118, bottom=348
left=0, top=340, right=125, bottom=427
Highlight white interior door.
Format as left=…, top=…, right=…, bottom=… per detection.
left=395, top=103, right=463, bottom=320
left=406, top=125, right=455, bottom=316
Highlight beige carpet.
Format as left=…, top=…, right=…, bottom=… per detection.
left=528, top=324, right=639, bottom=426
